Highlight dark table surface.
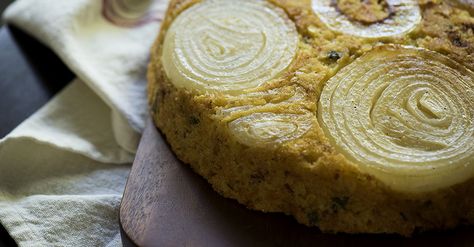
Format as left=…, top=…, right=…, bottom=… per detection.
left=0, top=24, right=74, bottom=247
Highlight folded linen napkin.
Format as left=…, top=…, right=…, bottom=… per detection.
left=0, top=0, right=168, bottom=246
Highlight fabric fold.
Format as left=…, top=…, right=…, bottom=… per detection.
left=1, top=0, right=169, bottom=245
left=0, top=80, right=131, bottom=246
left=2, top=80, right=135, bottom=164
left=3, top=0, right=168, bottom=152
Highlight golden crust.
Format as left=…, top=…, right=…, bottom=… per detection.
left=148, top=0, right=474, bottom=235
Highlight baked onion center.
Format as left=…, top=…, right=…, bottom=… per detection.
left=312, top=0, right=421, bottom=38
left=318, top=45, right=474, bottom=192
left=336, top=0, right=390, bottom=24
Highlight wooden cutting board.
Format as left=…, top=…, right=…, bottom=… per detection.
left=119, top=118, right=474, bottom=247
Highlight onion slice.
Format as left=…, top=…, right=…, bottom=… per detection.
left=318, top=45, right=474, bottom=192
left=102, top=0, right=162, bottom=27
left=229, top=113, right=312, bottom=147
left=222, top=86, right=312, bottom=147
left=162, top=0, right=298, bottom=94
left=311, top=0, right=421, bottom=38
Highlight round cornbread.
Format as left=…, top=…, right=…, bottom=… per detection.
left=148, top=0, right=474, bottom=235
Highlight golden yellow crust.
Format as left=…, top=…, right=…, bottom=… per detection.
left=148, top=0, right=474, bottom=235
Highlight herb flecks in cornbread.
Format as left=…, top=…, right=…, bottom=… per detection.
left=148, top=0, right=474, bottom=235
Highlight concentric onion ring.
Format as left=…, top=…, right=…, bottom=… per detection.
left=311, top=0, right=421, bottom=38
left=229, top=113, right=312, bottom=147
left=318, top=45, right=474, bottom=192
left=162, top=0, right=298, bottom=93
left=218, top=86, right=306, bottom=119
left=103, top=0, right=163, bottom=27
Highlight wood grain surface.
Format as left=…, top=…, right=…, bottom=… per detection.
left=120, top=118, right=474, bottom=247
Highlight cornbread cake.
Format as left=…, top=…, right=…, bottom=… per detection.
left=148, top=0, right=474, bottom=235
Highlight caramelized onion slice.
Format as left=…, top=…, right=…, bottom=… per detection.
left=103, top=0, right=162, bottom=27
left=318, top=45, right=474, bottom=192
left=162, top=0, right=298, bottom=94
left=218, top=86, right=307, bottom=120
left=229, top=113, right=312, bottom=147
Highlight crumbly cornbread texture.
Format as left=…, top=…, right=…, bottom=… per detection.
left=148, top=0, right=474, bottom=235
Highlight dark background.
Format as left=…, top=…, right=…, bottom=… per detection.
left=1, top=1, right=17, bottom=246
left=0, top=0, right=11, bottom=24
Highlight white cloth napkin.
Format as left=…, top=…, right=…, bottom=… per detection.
left=0, top=0, right=168, bottom=246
